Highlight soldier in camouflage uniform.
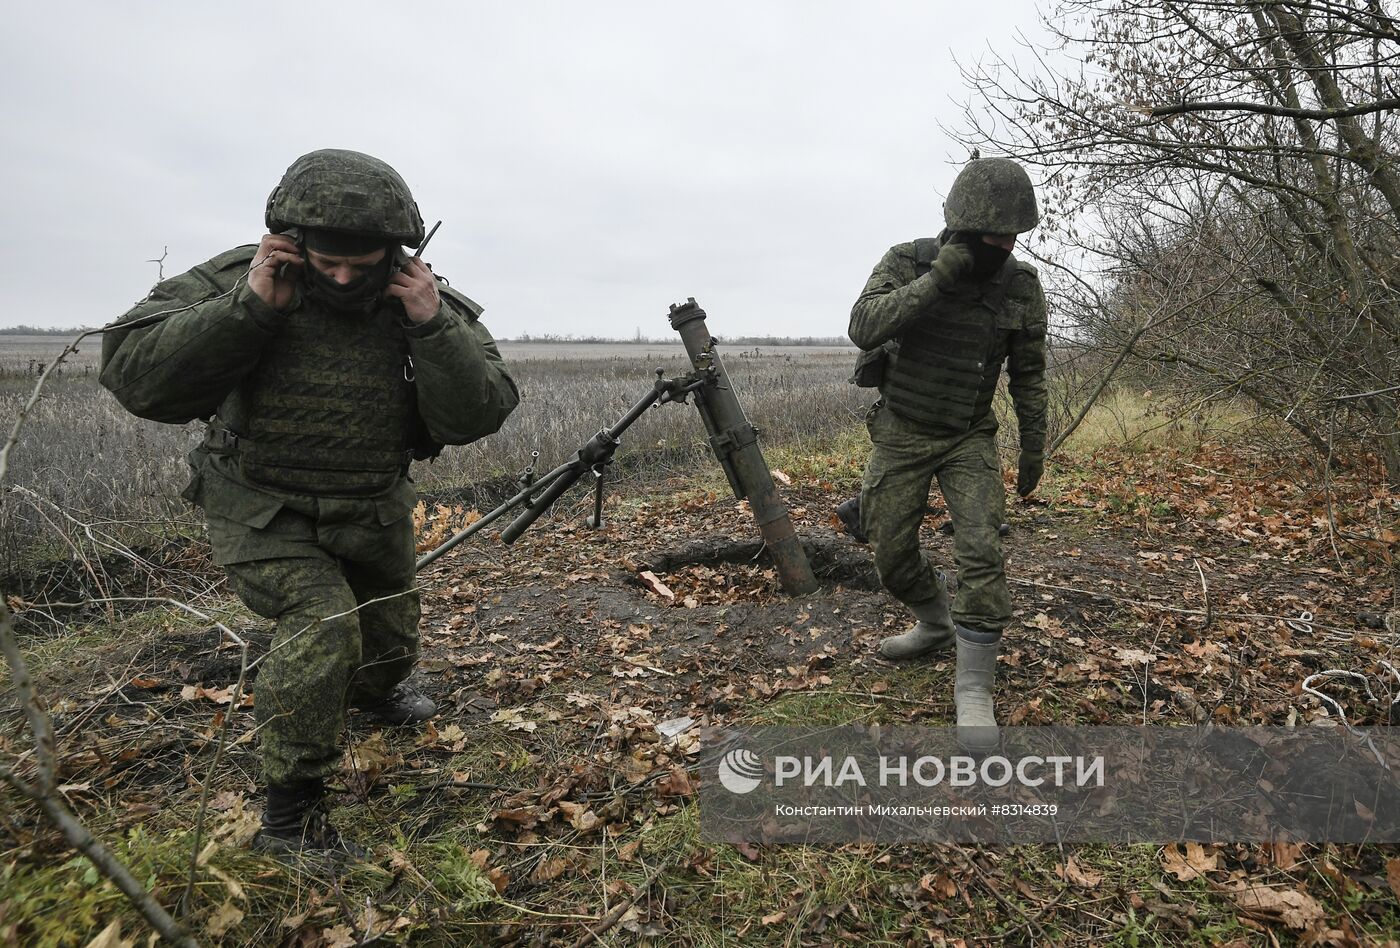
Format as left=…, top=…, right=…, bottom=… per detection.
left=849, top=158, right=1047, bottom=748
left=100, top=149, right=519, bottom=855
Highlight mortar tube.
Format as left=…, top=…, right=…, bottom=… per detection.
left=667, top=298, right=818, bottom=597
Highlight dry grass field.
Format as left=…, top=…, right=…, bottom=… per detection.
left=0, top=334, right=867, bottom=580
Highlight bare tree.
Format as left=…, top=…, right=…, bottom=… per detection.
left=953, top=0, right=1400, bottom=487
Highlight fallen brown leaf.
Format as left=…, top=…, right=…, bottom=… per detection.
left=321, top=923, right=357, bottom=948
left=656, top=766, right=695, bottom=798
left=1057, top=855, right=1102, bottom=889
left=558, top=800, right=601, bottom=832
left=919, top=871, right=958, bottom=900
left=82, top=921, right=135, bottom=948
left=532, top=857, right=568, bottom=883
left=206, top=901, right=245, bottom=938
left=1224, top=883, right=1325, bottom=931
left=1268, top=841, right=1303, bottom=870
left=639, top=571, right=675, bottom=600
left=1161, top=842, right=1218, bottom=881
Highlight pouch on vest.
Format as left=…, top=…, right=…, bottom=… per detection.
left=848, top=237, right=941, bottom=388
left=850, top=343, right=896, bottom=388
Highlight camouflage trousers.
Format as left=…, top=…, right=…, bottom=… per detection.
left=221, top=507, right=420, bottom=786
left=860, top=402, right=1012, bottom=633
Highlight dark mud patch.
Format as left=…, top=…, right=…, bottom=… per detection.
left=634, top=534, right=881, bottom=591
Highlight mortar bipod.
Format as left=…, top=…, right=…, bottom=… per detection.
left=414, top=369, right=703, bottom=569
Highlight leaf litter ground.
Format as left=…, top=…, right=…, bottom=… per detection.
left=3, top=441, right=1399, bottom=946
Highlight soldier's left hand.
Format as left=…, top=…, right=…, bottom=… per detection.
left=385, top=257, right=441, bottom=324
left=1017, top=451, right=1044, bottom=498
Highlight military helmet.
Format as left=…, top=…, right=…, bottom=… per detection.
left=265, top=149, right=425, bottom=248
left=943, top=158, right=1039, bottom=234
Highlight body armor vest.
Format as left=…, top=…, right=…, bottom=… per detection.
left=216, top=302, right=416, bottom=496
left=881, top=244, right=1016, bottom=434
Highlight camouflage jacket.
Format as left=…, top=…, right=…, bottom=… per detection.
left=848, top=238, right=1047, bottom=454
left=99, top=246, right=519, bottom=555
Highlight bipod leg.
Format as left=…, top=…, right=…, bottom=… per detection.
left=518, top=450, right=541, bottom=506
left=587, top=465, right=606, bottom=528
left=415, top=460, right=574, bottom=570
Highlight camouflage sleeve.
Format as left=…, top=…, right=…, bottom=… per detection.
left=405, top=285, right=519, bottom=445
left=1007, top=266, right=1048, bottom=455
left=847, top=244, right=948, bottom=350
left=99, top=246, right=282, bottom=424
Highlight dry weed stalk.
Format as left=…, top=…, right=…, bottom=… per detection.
left=1, top=329, right=201, bottom=944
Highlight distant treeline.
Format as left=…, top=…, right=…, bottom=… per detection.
left=0, top=325, right=853, bottom=346
left=0, top=325, right=92, bottom=335
left=509, top=333, right=852, bottom=346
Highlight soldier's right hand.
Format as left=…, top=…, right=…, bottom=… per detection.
left=930, top=236, right=974, bottom=286
left=248, top=234, right=303, bottom=312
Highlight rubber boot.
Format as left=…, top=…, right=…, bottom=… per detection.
left=953, top=627, right=1001, bottom=751
left=879, top=580, right=956, bottom=660
left=252, top=778, right=365, bottom=861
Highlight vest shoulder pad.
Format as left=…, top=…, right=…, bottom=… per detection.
left=885, top=240, right=916, bottom=262
left=912, top=237, right=941, bottom=267
left=1008, top=260, right=1042, bottom=300
left=887, top=239, right=941, bottom=262
left=881, top=240, right=940, bottom=282
left=209, top=245, right=258, bottom=273
left=437, top=281, right=484, bottom=322
left=168, top=245, right=257, bottom=299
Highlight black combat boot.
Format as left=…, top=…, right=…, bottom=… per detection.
left=353, top=681, right=437, bottom=726
left=252, top=778, right=366, bottom=860
left=835, top=497, right=868, bottom=544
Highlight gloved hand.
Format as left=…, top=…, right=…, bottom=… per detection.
left=930, top=237, right=974, bottom=287
left=1017, top=450, right=1044, bottom=498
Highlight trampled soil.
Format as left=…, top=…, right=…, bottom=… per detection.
left=400, top=478, right=1394, bottom=734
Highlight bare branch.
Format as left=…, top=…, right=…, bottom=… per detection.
left=1146, top=95, right=1400, bottom=119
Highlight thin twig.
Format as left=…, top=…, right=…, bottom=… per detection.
left=569, top=856, right=673, bottom=947
left=0, top=765, right=199, bottom=946
left=1331, top=382, right=1400, bottom=401
left=0, top=329, right=102, bottom=486
left=0, top=598, right=56, bottom=789
left=1010, top=577, right=1358, bottom=633
left=954, top=847, right=1047, bottom=941
left=1193, top=558, right=1213, bottom=631
left=180, top=627, right=249, bottom=917
left=1323, top=408, right=1345, bottom=570
left=1, top=597, right=198, bottom=945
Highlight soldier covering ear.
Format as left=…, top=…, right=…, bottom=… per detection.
left=849, top=157, right=1047, bottom=750
left=101, top=148, right=519, bottom=857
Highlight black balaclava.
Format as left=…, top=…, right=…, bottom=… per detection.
left=966, top=236, right=1012, bottom=282
left=300, top=229, right=396, bottom=314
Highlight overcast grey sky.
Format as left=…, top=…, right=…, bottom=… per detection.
left=3, top=1, right=1051, bottom=339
